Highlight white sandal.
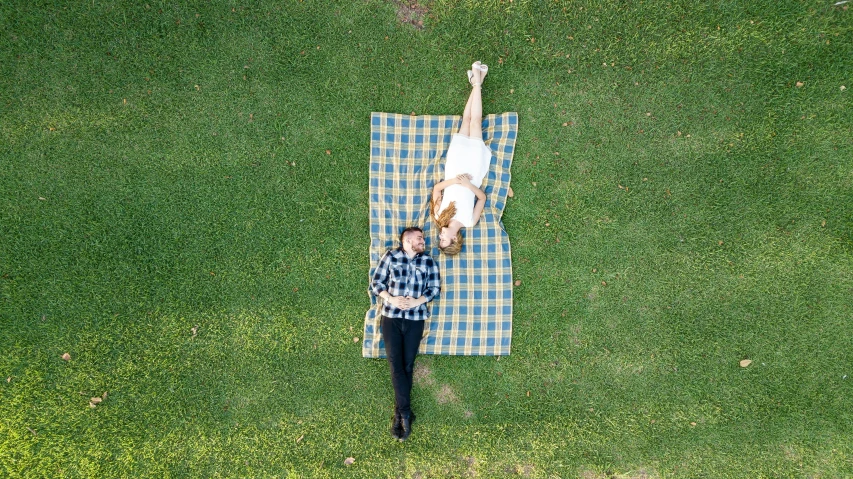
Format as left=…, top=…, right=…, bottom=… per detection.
left=467, top=70, right=480, bottom=87
left=472, top=61, right=488, bottom=85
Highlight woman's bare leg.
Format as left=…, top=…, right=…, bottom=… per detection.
left=458, top=86, right=474, bottom=137
left=462, top=70, right=484, bottom=138
left=458, top=63, right=485, bottom=137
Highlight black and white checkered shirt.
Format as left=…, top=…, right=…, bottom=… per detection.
left=370, top=248, right=441, bottom=320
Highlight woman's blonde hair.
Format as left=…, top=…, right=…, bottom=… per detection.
left=431, top=197, right=464, bottom=256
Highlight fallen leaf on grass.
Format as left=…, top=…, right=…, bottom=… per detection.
left=690, top=422, right=697, bottom=426
left=344, top=457, right=355, bottom=466
left=90, top=397, right=103, bottom=405
left=514, top=280, right=521, bottom=286
left=740, top=359, right=752, bottom=367
left=507, top=186, right=514, bottom=198
left=296, top=435, right=304, bottom=443
left=842, top=85, right=847, bottom=91
left=325, top=150, right=331, bottom=155
left=353, top=337, right=359, bottom=343
left=61, top=353, right=71, bottom=361
left=27, top=427, right=37, bottom=436
left=191, top=326, right=199, bottom=337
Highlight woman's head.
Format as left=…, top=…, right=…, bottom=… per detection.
left=438, top=227, right=464, bottom=255
left=431, top=198, right=464, bottom=256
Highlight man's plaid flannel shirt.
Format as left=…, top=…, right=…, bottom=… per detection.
left=370, top=248, right=441, bottom=320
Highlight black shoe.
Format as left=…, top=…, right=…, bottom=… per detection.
left=390, top=411, right=402, bottom=439
left=399, top=412, right=413, bottom=440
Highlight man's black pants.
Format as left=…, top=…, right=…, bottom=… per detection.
left=381, top=315, right=424, bottom=416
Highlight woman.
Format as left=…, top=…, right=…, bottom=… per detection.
left=431, top=61, right=491, bottom=256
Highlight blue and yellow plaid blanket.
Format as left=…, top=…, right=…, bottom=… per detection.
left=363, top=112, right=518, bottom=357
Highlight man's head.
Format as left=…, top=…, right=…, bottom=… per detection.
left=400, top=227, right=426, bottom=255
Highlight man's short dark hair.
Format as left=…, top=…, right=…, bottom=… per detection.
left=399, top=227, right=424, bottom=246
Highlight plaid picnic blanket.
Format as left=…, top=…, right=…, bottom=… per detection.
left=363, top=112, right=518, bottom=357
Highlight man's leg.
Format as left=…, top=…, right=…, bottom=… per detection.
left=398, top=319, right=425, bottom=439
left=385, top=317, right=422, bottom=415
left=400, top=319, right=425, bottom=412
left=381, top=315, right=407, bottom=437
left=381, top=316, right=405, bottom=437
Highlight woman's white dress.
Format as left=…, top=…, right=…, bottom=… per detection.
left=435, top=133, right=492, bottom=227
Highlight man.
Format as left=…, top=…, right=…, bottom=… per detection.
left=369, top=227, right=440, bottom=440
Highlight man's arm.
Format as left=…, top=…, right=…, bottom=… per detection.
left=411, top=257, right=441, bottom=307
left=370, top=251, right=413, bottom=309
left=369, top=251, right=393, bottom=298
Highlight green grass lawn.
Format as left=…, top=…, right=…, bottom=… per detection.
left=2, top=0, right=852, bottom=477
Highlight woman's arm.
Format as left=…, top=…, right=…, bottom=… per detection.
left=432, top=174, right=472, bottom=209
left=455, top=176, right=487, bottom=225
left=432, top=181, right=450, bottom=205
left=456, top=175, right=486, bottom=225
left=458, top=177, right=486, bottom=199
left=470, top=188, right=487, bottom=225
left=434, top=174, right=470, bottom=193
